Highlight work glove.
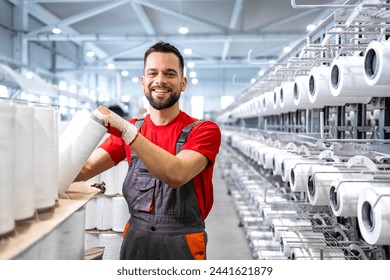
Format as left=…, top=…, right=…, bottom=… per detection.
left=92, top=106, right=138, bottom=145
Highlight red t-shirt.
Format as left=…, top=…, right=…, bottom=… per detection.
left=99, top=111, right=221, bottom=220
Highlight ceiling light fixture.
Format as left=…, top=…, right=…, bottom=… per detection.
left=183, top=48, right=192, bottom=55
left=51, top=26, right=62, bottom=35
left=178, top=26, right=189, bottom=34
left=306, top=24, right=316, bottom=32
left=86, top=50, right=95, bottom=57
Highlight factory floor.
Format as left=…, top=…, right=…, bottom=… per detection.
left=206, top=163, right=253, bottom=260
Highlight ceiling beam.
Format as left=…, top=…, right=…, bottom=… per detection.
left=130, top=2, right=155, bottom=35
left=222, top=0, right=244, bottom=61
left=25, top=0, right=132, bottom=37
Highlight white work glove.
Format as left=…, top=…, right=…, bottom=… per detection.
left=92, top=106, right=138, bottom=145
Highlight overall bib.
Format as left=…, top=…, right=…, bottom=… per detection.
left=119, top=121, right=207, bottom=260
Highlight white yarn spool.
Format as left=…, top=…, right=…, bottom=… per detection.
left=33, top=106, right=57, bottom=211
left=271, top=218, right=312, bottom=242
left=328, top=179, right=389, bottom=217
left=309, top=66, right=371, bottom=107
left=293, top=75, right=312, bottom=109
left=291, top=247, right=345, bottom=260
left=253, top=95, right=264, bottom=115
left=364, top=40, right=390, bottom=86
left=263, top=148, right=286, bottom=170
left=262, top=208, right=297, bottom=227
left=330, top=56, right=388, bottom=99
left=100, top=168, right=117, bottom=195
left=111, top=196, right=130, bottom=232
left=273, top=153, right=302, bottom=177
left=280, top=231, right=326, bottom=257
left=357, top=186, right=390, bottom=245
left=0, top=102, right=15, bottom=235
left=53, top=110, right=60, bottom=200
left=272, top=86, right=282, bottom=115
left=290, top=162, right=327, bottom=192
left=309, top=66, right=350, bottom=107
left=250, top=239, right=280, bottom=251
left=58, top=109, right=107, bottom=194
left=99, top=233, right=123, bottom=260
left=246, top=230, right=273, bottom=241
left=13, top=104, right=35, bottom=221
left=262, top=91, right=275, bottom=115
left=85, top=196, right=97, bottom=230
left=307, top=165, right=373, bottom=206
left=280, top=81, right=296, bottom=113
left=95, top=196, right=113, bottom=230
left=254, top=250, right=287, bottom=260
left=281, top=158, right=324, bottom=183
left=116, top=161, right=128, bottom=195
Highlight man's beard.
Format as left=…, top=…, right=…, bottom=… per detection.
left=145, top=90, right=181, bottom=110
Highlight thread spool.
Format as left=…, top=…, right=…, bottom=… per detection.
left=85, top=196, right=97, bottom=230
left=290, top=162, right=327, bottom=192
left=58, top=109, right=107, bottom=194
left=254, top=250, right=288, bottom=260
left=307, top=165, right=373, bottom=206
left=364, top=40, right=390, bottom=86
left=100, top=168, right=117, bottom=195
left=273, top=153, right=302, bottom=177
left=116, top=161, right=128, bottom=194
left=0, top=102, right=15, bottom=235
left=293, top=75, right=312, bottom=109
left=280, top=81, right=296, bottom=113
left=291, top=247, right=345, bottom=260
left=13, top=104, right=35, bottom=221
left=262, top=208, right=297, bottom=227
left=357, top=186, right=390, bottom=245
left=329, top=179, right=390, bottom=217
left=309, top=66, right=349, bottom=107
left=33, top=106, right=57, bottom=211
left=262, top=91, right=275, bottom=115
left=272, top=86, right=282, bottom=115
left=250, top=239, right=280, bottom=251
left=95, top=196, right=113, bottom=230
left=271, top=218, right=312, bottom=242
left=281, top=158, right=324, bottom=183
left=99, top=233, right=123, bottom=260
left=280, top=231, right=326, bottom=257
left=112, top=196, right=130, bottom=232
left=330, top=55, right=388, bottom=99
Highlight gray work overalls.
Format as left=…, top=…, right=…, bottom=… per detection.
left=119, top=120, right=207, bottom=260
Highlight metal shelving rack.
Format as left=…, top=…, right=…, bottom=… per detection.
left=215, top=0, right=390, bottom=260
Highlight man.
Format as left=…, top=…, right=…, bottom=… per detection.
left=76, top=41, right=221, bottom=260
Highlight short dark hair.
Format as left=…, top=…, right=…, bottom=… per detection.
left=144, top=41, right=185, bottom=75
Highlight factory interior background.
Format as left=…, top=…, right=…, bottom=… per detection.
left=2, top=0, right=390, bottom=263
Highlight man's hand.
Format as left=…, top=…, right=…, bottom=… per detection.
left=92, top=106, right=138, bottom=145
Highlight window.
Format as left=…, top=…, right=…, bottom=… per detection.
left=191, top=96, right=204, bottom=120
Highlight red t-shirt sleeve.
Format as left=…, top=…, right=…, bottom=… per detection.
left=181, top=120, right=221, bottom=165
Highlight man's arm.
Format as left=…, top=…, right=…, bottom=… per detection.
left=74, top=147, right=116, bottom=182
left=131, top=133, right=209, bottom=189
